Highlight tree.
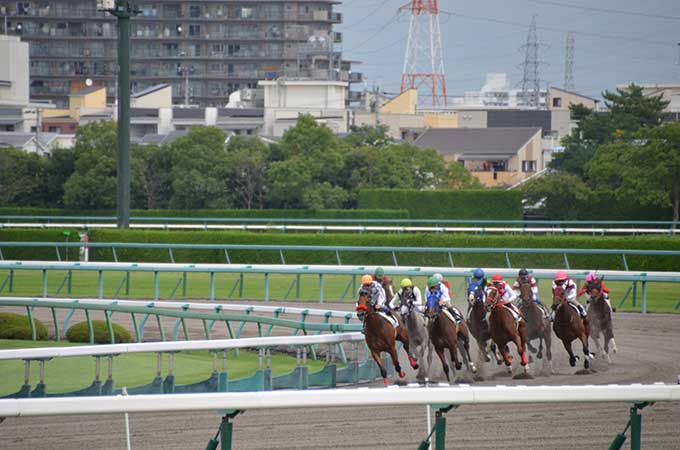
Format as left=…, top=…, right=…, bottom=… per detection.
left=344, top=124, right=393, bottom=148
left=520, top=172, right=590, bottom=220
left=167, top=126, right=230, bottom=209
left=63, top=121, right=118, bottom=209
left=586, top=122, right=680, bottom=221
left=447, top=161, right=483, bottom=189
left=132, top=144, right=172, bottom=209
left=0, top=147, right=46, bottom=206
left=42, top=147, right=76, bottom=208
left=224, top=136, right=269, bottom=209
left=551, top=84, right=669, bottom=177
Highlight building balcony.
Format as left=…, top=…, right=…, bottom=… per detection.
left=330, top=12, right=342, bottom=24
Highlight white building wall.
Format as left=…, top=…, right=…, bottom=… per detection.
left=0, top=35, right=29, bottom=105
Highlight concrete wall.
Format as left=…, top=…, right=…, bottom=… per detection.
left=456, top=110, right=488, bottom=128
left=69, top=88, right=107, bottom=111
left=132, top=86, right=173, bottom=109
left=423, top=112, right=458, bottom=128
left=0, top=36, right=29, bottom=105
left=380, top=89, right=417, bottom=115
left=548, top=87, right=597, bottom=112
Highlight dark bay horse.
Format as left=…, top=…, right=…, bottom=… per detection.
left=356, top=290, right=418, bottom=385
left=424, top=297, right=462, bottom=382
left=466, top=287, right=500, bottom=365
left=587, top=284, right=617, bottom=363
left=552, top=286, right=593, bottom=370
left=485, top=287, right=529, bottom=374
left=517, top=282, right=552, bottom=367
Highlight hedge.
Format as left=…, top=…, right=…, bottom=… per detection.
left=65, top=320, right=132, bottom=344
left=1, top=229, right=679, bottom=271
left=357, top=189, right=523, bottom=220
left=0, top=313, right=48, bottom=340
left=0, top=207, right=409, bottom=220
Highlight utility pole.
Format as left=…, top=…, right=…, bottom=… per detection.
left=105, top=1, right=138, bottom=229
left=564, top=32, right=575, bottom=91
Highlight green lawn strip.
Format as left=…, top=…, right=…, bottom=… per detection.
left=0, top=339, right=325, bottom=396
left=0, top=270, right=677, bottom=313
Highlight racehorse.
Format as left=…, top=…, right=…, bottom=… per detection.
left=485, top=286, right=529, bottom=374
left=552, top=285, right=593, bottom=370
left=424, top=296, right=462, bottom=382
left=517, top=282, right=552, bottom=367
left=466, top=287, right=501, bottom=365
left=396, top=291, right=429, bottom=380
left=356, top=289, right=418, bottom=385
left=586, top=282, right=617, bottom=363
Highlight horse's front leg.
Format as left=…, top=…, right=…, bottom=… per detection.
left=387, top=345, right=405, bottom=379
left=489, top=342, right=502, bottom=365
left=434, top=346, right=450, bottom=382
left=370, top=350, right=390, bottom=386
left=457, top=331, right=476, bottom=374
left=580, top=333, right=592, bottom=370
left=396, top=327, right=418, bottom=370
left=562, top=339, right=578, bottom=367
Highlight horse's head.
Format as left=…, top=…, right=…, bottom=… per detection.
left=468, top=287, right=485, bottom=308
left=485, top=286, right=499, bottom=309
left=356, top=287, right=373, bottom=315
left=588, top=282, right=604, bottom=303
left=398, top=287, right=415, bottom=316
left=552, top=285, right=567, bottom=307
left=518, top=281, right=533, bottom=303
left=424, top=295, right=440, bottom=320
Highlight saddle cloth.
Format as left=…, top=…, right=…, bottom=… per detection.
left=494, top=303, right=522, bottom=322
left=441, top=309, right=459, bottom=325
left=377, top=311, right=399, bottom=328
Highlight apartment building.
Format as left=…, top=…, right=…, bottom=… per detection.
left=1, top=0, right=358, bottom=108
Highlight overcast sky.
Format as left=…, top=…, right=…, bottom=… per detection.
left=338, top=0, right=679, bottom=100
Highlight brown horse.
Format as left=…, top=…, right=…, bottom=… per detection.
left=466, top=287, right=501, bottom=365
left=517, top=282, right=552, bottom=366
left=586, top=283, right=617, bottom=363
left=485, top=286, right=529, bottom=373
left=424, top=297, right=462, bottom=382
left=356, top=290, right=418, bottom=385
left=552, top=286, right=593, bottom=370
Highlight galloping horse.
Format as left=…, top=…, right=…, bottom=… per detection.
left=517, top=282, right=552, bottom=365
left=356, top=290, right=418, bottom=385
left=586, top=282, right=617, bottom=363
left=466, top=287, right=500, bottom=365
left=485, top=286, right=529, bottom=373
left=552, top=286, right=593, bottom=370
left=396, top=292, right=429, bottom=380
left=424, top=296, right=462, bottom=382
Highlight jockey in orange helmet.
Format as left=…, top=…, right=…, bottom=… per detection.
left=551, top=270, right=586, bottom=319
left=485, top=274, right=521, bottom=320
left=356, top=274, right=390, bottom=314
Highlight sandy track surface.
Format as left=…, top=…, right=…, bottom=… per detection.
left=2, top=301, right=679, bottom=449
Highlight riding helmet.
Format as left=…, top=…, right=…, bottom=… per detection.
left=472, top=268, right=484, bottom=279
left=518, top=268, right=529, bottom=277
left=554, top=270, right=568, bottom=281
left=400, top=278, right=413, bottom=288
left=374, top=267, right=385, bottom=278
left=361, top=274, right=373, bottom=285
left=491, top=274, right=504, bottom=283
left=427, top=276, right=439, bottom=288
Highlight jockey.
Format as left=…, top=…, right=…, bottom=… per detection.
left=389, top=278, right=423, bottom=313
left=466, top=268, right=487, bottom=318
left=552, top=270, right=586, bottom=319
left=356, top=274, right=390, bottom=316
left=486, top=274, right=521, bottom=318
left=374, top=266, right=395, bottom=297
left=433, top=273, right=452, bottom=296
left=426, top=275, right=464, bottom=322
left=512, top=268, right=549, bottom=319
left=578, top=272, right=614, bottom=313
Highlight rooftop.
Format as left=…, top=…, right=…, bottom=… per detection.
left=413, top=127, right=542, bottom=160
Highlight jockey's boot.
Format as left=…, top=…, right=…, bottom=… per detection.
left=448, top=306, right=464, bottom=322
left=536, top=301, right=550, bottom=320
left=549, top=304, right=557, bottom=322
left=576, top=302, right=587, bottom=318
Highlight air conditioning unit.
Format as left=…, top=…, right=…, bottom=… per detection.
left=97, top=0, right=115, bottom=10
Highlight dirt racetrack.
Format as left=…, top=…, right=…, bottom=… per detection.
left=2, top=302, right=679, bottom=450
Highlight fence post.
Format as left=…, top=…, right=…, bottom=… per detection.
left=629, top=402, right=649, bottom=450
left=641, top=278, right=648, bottom=314
left=42, top=269, right=48, bottom=298
left=210, top=272, right=215, bottom=301
left=632, top=282, right=637, bottom=307
left=319, top=274, right=324, bottom=304
left=97, top=270, right=104, bottom=299
left=153, top=271, right=159, bottom=301
left=264, top=273, right=270, bottom=302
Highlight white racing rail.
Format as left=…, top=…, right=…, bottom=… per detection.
left=0, top=333, right=364, bottom=361
left=0, top=297, right=358, bottom=320
left=1, top=222, right=676, bottom=235
left=0, top=384, right=678, bottom=417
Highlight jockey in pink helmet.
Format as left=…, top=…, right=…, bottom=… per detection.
left=551, top=270, right=586, bottom=319
left=577, top=272, right=614, bottom=313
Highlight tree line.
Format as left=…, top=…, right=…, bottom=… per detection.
left=0, top=115, right=481, bottom=210
left=522, top=84, right=680, bottom=221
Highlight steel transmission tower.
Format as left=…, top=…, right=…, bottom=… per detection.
left=564, top=32, right=575, bottom=91
left=400, top=0, right=448, bottom=107
left=519, top=15, right=542, bottom=109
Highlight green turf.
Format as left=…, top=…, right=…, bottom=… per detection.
left=0, top=270, right=677, bottom=313
left=0, top=339, right=325, bottom=396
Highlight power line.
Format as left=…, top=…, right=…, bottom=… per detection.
left=526, top=0, right=680, bottom=22
left=345, top=12, right=400, bottom=53
left=342, top=0, right=394, bottom=29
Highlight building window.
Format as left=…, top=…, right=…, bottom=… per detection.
left=552, top=97, right=562, bottom=108
left=522, top=160, right=537, bottom=172
left=189, top=6, right=201, bottom=18
left=189, top=24, right=200, bottom=36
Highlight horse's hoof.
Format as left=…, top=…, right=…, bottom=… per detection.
left=470, top=364, right=478, bottom=374
left=399, top=370, right=406, bottom=378
left=383, top=378, right=390, bottom=386
left=528, top=355, right=534, bottom=364
left=484, top=353, right=491, bottom=362
left=496, top=359, right=502, bottom=365
left=520, top=353, right=529, bottom=366
left=569, top=357, right=577, bottom=367
left=536, top=352, right=543, bottom=359
left=455, top=362, right=463, bottom=371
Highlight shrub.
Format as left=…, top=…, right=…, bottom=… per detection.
left=0, top=312, right=48, bottom=340
left=66, top=320, right=132, bottom=344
